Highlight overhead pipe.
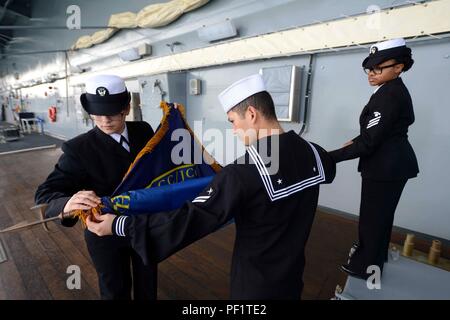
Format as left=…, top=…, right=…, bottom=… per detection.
left=299, top=54, right=314, bottom=136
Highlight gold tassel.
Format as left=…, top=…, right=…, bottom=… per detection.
left=73, top=205, right=105, bottom=228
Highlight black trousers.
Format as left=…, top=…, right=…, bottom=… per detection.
left=348, top=178, right=407, bottom=275
left=85, top=230, right=157, bottom=300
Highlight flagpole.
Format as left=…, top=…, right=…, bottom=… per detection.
left=0, top=211, right=77, bottom=234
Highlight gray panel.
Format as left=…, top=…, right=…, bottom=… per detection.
left=139, top=74, right=168, bottom=130
left=139, top=72, right=187, bottom=130
left=261, top=65, right=302, bottom=122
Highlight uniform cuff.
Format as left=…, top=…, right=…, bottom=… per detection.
left=112, top=215, right=129, bottom=237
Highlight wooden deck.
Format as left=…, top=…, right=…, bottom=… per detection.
left=0, top=146, right=435, bottom=300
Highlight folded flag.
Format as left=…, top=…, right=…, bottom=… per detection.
left=103, top=176, right=214, bottom=215
left=75, top=102, right=221, bottom=224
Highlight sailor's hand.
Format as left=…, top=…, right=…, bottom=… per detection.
left=64, top=190, right=101, bottom=213
left=86, top=212, right=115, bottom=236
left=343, top=140, right=354, bottom=147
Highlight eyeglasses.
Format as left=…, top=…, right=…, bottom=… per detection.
left=91, top=112, right=125, bottom=122
left=364, top=63, right=399, bottom=75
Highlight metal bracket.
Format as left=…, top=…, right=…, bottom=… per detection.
left=30, top=203, right=50, bottom=232
left=0, top=238, right=7, bottom=264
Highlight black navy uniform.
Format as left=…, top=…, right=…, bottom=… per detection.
left=35, top=121, right=157, bottom=300
left=330, top=77, right=419, bottom=275
left=112, top=131, right=336, bottom=299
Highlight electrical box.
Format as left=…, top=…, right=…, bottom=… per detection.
left=138, top=43, right=152, bottom=57
left=189, top=78, right=201, bottom=95
left=118, top=48, right=140, bottom=62
left=138, top=72, right=187, bottom=129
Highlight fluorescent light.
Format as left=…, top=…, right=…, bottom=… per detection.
left=118, top=48, right=141, bottom=62
left=197, top=20, right=238, bottom=42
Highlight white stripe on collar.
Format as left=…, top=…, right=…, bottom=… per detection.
left=246, top=141, right=325, bottom=202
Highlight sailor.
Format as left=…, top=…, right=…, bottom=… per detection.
left=35, top=74, right=157, bottom=300
left=329, top=38, right=419, bottom=278
left=86, top=74, right=336, bottom=299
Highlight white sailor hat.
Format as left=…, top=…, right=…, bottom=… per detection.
left=363, top=38, right=413, bottom=71
left=218, top=74, right=267, bottom=113
left=80, top=74, right=131, bottom=116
